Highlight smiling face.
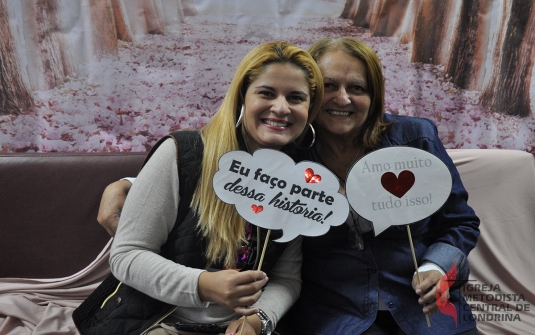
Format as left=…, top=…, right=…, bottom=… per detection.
left=315, top=50, right=371, bottom=141
left=242, top=62, right=310, bottom=152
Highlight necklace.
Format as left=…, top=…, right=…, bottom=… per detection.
left=318, top=144, right=362, bottom=168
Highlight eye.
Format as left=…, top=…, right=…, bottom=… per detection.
left=350, top=85, right=366, bottom=93
left=324, top=83, right=336, bottom=90
left=258, top=90, right=274, bottom=97
left=288, top=95, right=306, bottom=102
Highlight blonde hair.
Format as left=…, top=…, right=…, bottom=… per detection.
left=191, top=41, right=323, bottom=267
left=308, top=37, right=390, bottom=149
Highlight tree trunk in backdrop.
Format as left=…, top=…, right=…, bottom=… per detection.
left=32, top=0, right=77, bottom=90
left=480, top=0, right=535, bottom=116
left=123, top=0, right=165, bottom=35
left=370, top=0, right=411, bottom=37
left=411, top=0, right=457, bottom=65
left=445, top=0, right=488, bottom=90
left=341, top=0, right=373, bottom=29
left=0, top=0, right=34, bottom=114
left=180, top=0, right=197, bottom=16
left=111, top=0, right=133, bottom=42
left=89, top=0, right=119, bottom=57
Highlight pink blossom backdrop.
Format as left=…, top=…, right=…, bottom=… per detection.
left=1, top=0, right=534, bottom=153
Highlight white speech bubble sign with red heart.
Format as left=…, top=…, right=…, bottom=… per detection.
left=213, top=149, right=349, bottom=242
left=345, top=147, right=452, bottom=236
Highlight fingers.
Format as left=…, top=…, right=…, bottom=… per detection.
left=234, top=270, right=268, bottom=285
left=230, top=272, right=268, bottom=310
left=198, top=270, right=268, bottom=312
left=414, top=270, right=447, bottom=316
left=225, top=318, right=257, bottom=335
left=414, top=270, right=442, bottom=295
left=225, top=320, right=241, bottom=335
left=234, top=306, right=259, bottom=316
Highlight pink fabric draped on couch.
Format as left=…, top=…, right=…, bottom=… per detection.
left=1, top=149, right=534, bottom=335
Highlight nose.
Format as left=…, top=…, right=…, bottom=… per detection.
left=270, top=95, right=291, bottom=115
left=333, top=87, right=351, bottom=106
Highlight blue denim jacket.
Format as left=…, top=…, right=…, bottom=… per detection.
left=290, top=114, right=480, bottom=335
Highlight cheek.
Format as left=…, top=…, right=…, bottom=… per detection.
left=321, top=93, right=336, bottom=107
left=298, top=105, right=310, bottom=123
left=359, top=96, right=372, bottom=109
left=243, top=101, right=262, bottom=120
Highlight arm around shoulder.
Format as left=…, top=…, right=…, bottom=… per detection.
left=97, top=179, right=133, bottom=236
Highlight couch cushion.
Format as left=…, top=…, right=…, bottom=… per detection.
left=0, top=152, right=146, bottom=279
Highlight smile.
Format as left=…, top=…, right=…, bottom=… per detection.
left=326, top=110, right=353, bottom=116
left=263, top=119, right=290, bottom=128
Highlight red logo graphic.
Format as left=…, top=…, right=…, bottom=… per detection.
left=304, top=168, right=321, bottom=183
left=436, top=261, right=458, bottom=327
left=380, top=170, right=415, bottom=198
left=251, top=204, right=263, bottom=214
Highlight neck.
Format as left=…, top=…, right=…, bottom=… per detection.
left=316, top=135, right=363, bottom=181
left=316, top=133, right=361, bottom=157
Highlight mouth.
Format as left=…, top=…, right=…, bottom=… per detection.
left=262, top=119, right=291, bottom=128
left=326, top=110, right=353, bottom=116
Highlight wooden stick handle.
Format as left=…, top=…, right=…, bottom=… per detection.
left=239, top=230, right=272, bottom=335
left=257, top=229, right=271, bottom=270
left=406, top=225, right=431, bottom=328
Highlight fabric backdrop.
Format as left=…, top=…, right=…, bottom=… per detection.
left=1, top=0, right=534, bottom=153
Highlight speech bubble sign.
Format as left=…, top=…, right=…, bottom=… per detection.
left=213, top=149, right=349, bottom=242
left=345, top=147, right=452, bottom=236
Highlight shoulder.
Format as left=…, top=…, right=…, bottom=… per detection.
left=384, top=113, right=437, bottom=132
left=145, top=138, right=178, bottom=168
left=381, top=114, right=439, bottom=147
left=170, top=130, right=201, bottom=141
left=167, top=130, right=203, bottom=159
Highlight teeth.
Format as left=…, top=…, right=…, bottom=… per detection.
left=327, top=110, right=352, bottom=116
left=264, top=120, right=288, bottom=127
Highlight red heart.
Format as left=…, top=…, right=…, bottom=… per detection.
left=304, top=168, right=322, bottom=183
left=380, top=170, right=415, bottom=198
left=251, top=204, right=263, bottom=214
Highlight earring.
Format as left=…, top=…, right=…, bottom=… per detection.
left=236, top=105, right=244, bottom=128
left=294, top=123, right=316, bottom=149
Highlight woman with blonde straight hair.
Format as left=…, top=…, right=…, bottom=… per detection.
left=194, top=41, right=323, bottom=268
left=73, top=41, right=323, bottom=335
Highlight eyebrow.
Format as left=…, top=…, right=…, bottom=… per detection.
left=255, top=85, right=309, bottom=97
left=323, top=77, right=367, bottom=86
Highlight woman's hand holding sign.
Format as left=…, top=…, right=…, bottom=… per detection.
left=198, top=269, right=268, bottom=315
left=213, top=148, right=349, bottom=334
left=412, top=269, right=449, bottom=316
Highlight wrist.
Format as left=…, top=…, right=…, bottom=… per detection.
left=197, top=271, right=213, bottom=302
left=242, top=315, right=262, bottom=335
left=255, top=309, right=273, bottom=335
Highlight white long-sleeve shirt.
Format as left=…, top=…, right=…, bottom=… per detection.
left=110, top=138, right=302, bottom=325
